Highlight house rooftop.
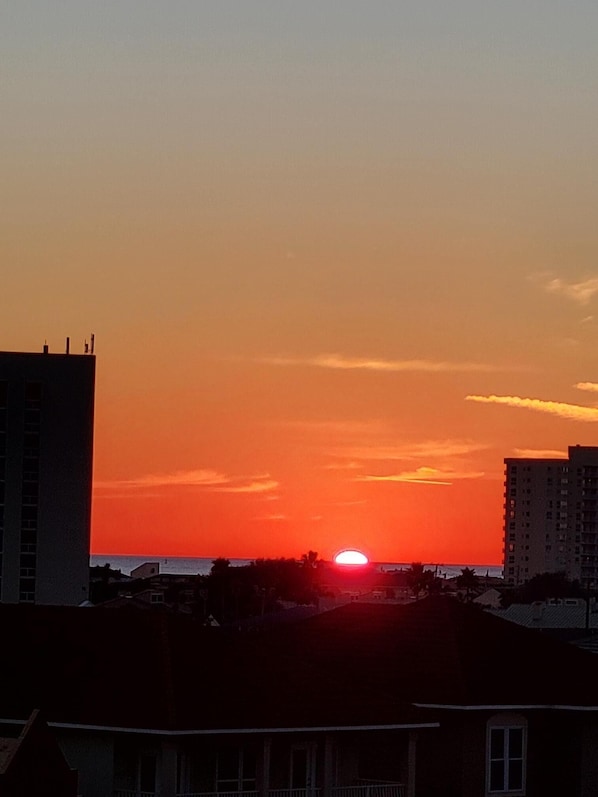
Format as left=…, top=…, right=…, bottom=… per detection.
left=1, top=598, right=597, bottom=733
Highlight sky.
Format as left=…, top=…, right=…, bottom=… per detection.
left=3, top=1, right=598, bottom=564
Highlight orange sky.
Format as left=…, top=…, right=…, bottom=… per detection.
left=4, top=3, right=598, bottom=563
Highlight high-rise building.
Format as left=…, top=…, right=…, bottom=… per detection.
left=504, top=445, right=598, bottom=587
left=0, top=345, right=95, bottom=604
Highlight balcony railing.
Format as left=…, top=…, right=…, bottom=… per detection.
left=173, top=784, right=404, bottom=797
left=114, top=791, right=156, bottom=797
left=334, top=785, right=404, bottom=797
left=175, top=793, right=260, bottom=797
left=175, top=792, right=260, bottom=797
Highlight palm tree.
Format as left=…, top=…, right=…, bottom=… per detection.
left=406, top=562, right=430, bottom=598
left=456, top=567, right=479, bottom=602
left=301, top=550, right=319, bottom=568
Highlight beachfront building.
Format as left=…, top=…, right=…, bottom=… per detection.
left=504, top=445, right=598, bottom=587
left=0, top=343, right=95, bottom=604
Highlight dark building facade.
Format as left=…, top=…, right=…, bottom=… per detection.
left=0, top=348, right=95, bottom=604
left=504, top=445, right=598, bottom=587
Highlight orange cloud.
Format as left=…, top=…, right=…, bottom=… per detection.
left=545, top=277, right=598, bottom=305
left=95, top=470, right=278, bottom=496
left=330, top=439, right=487, bottom=462
left=217, top=479, right=279, bottom=494
left=357, top=466, right=485, bottom=486
left=513, top=448, right=567, bottom=458
left=261, top=354, right=505, bottom=373
left=253, top=513, right=288, bottom=521
left=94, top=469, right=229, bottom=490
left=278, top=419, right=388, bottom=436
left=466, top=394, right=598, bottom=422
left=575, top=382, right=598, bottom=393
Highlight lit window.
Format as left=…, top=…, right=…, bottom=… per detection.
left=487, top=718, right=526, bottom=794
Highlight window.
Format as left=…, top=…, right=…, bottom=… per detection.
left=217, top=747, right=256, bottom=792
left=114, top=745, right=156, bottom=795
left=290, top=744, right=316, bottom=791
left=487, top=716, right=526, bottom=795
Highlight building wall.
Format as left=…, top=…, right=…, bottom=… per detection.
left=503, top=446, right=598, bottom=587
left=568, top=446, right=598, bottom=587
left=58, top=730, right=115, bottom=797
left=0, top=350, right=95, bottom=605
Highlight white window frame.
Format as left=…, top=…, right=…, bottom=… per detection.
left=486, top=714, right=527, bottom=796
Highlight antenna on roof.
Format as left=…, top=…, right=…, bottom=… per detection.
left=66, top=337, right=70, bottom=355
left=43, top=341, right=49, bottom=354
left=84, top=340, right=89, bottom=354
left=90, top=333, right=95, bottom=354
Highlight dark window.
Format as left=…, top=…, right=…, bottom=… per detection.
left=488, top=725, right=525, bottom=793
left=24, top=382, right=42, bottom=402
left=217, top=748, right=257, bottom=792
left=20, top=506, right=38, bottom=521
left=139, top=754, right=156, bottom=794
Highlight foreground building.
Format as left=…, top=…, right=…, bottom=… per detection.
left=504, top=445, right=598, bottom=586
left=2, top=598, right=598, bottom=796
left=0, top=710, right=78, bottom=796
left=0, top=345, right=95, bottom=604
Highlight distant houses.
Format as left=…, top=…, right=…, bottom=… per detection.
left=1, top=597, right=598, bottom=796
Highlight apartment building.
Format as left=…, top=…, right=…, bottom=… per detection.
left=504, top=445, right=598, bottom=586
left=0, top=344, right=95, bottom=604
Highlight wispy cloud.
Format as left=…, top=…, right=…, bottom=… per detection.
left=330, top=439, right=487, bottom=462
left=513, top=448, right=567, bottom=459
left=575, top=382, right=598, bottom=393
left=218, top=479, right=279, bottom=494
left=466, top=394, right=598, bottom=422
left=253, top=513, right=288, bottom=521
left=94, top=469, right=229, bottom=490
left=545, top=277, right=598, bottom=305
left=95, top=470, right=279, bottom=495
left=261, top=354, right=504, bottom=374
left=277, top=419, right=387, bottom=436
left=357, top=466, right=484, bottom=486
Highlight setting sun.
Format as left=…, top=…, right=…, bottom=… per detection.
left=334, top=550, right=369, bottom=566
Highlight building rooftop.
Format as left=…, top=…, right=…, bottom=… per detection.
left=1, top=598, right=598, bottom=733
left=491, top=600, right=598, bottom=629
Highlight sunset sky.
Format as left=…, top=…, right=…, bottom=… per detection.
left=4, top=2, right=598, bottom=564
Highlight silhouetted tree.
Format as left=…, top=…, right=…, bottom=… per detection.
left=456, top=567, right=479, bottom=602
left=89, top=563, right=124, bottom=603
left=202, top=555, right=325, bottom=624
left=503, top=571, right=584, bottom=607
left=301, top=550, right=319, bottom=568
left=210, top=557, right=231, bottom=576
left=406, top=562, right=438, bottom=598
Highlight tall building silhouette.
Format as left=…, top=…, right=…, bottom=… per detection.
left=504, top=445, right=598, bottom=586
left=0, top=345, right=95, bottom=604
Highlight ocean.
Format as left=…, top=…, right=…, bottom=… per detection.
left=90, top=554, right=503, bottom=580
